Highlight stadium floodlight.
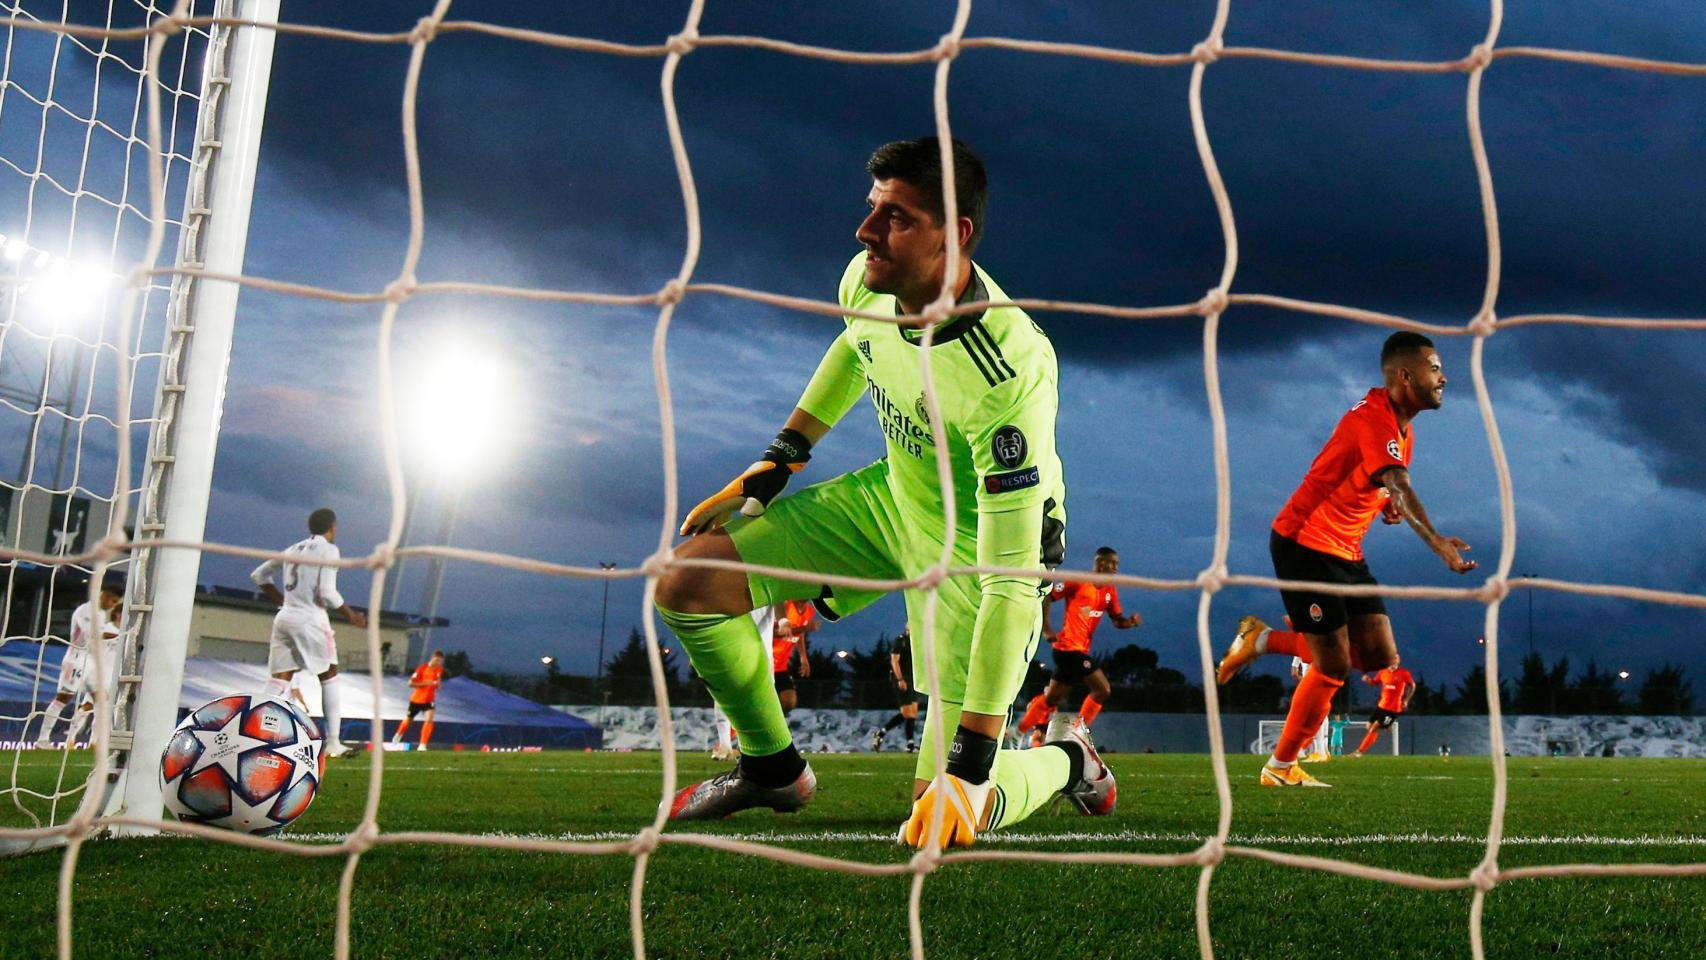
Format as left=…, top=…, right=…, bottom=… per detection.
left=401, top=339, right=514, bottom=482
left=1618, top=670, right=1631, bottom=680
left=835, top=650, right=849, bottom=659
left=541, top=656, right=556, bottom=666
left=21, top=258, right=112, bottom=331
left=3, top=237, right=25, bottom=261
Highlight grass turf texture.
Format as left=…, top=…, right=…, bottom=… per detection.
left=3, top=751, right=1704, bottom=958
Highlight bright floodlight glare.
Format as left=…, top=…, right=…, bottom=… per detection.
left=403, top=340, right=512, bottom=481
left=540, top=656, right=555, bottom=665
left=3, top=238, right=25, bottom=261
left=1618, top=670, right=1631, bottom=680
left=835, top=650, right=849, bottom=659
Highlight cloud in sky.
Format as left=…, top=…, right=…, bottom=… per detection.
left=177, top=2, right=1706, bottom=681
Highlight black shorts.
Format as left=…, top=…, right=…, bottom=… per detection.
left=893, top=675, right=916, bottom=708
left=406, top=700, right=436, bottom=718
left=1369, top=708, right=1401, bottom=728
left=1270, top=530, right=1387, bottom=635
left=1051, top=647, right=1098, bottom=685
left=773, top=670, right=795, bottom=692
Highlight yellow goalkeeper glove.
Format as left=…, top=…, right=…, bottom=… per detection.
left=901, top=772, right=992, bottom=850
left=900, top=727, right=999, bottom=850
left=680, top=428, right=812, bottom=536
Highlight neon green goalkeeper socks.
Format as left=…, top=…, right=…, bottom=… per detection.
left=986, top=745, right=1072, bottom=831
left=656, top=606, right=793, bottom=758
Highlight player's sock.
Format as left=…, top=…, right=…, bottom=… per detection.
left=1260, top=629, right=1310, bottom=660
left=1077, top=695, right=1104, bottom=728
left=321, top=674, right=344, bottom=746
left=1016, top=694, right=1052, bottom=733
left=394, top=718, right=412, bottom=743
left=70, top=708, right=94, bottom=744
left=904, top=716, right=916, bottom=742
left=657, top=606, right=792, bottom=758
left=1356, top=726, right=1381, bottom=755
left=419, top=719, right=434, bottom=747
left=1270, top=670, right=1343, bottom=765
left=715, top=711, right=732, bottom=752
left=985, top=745, right=1073, bottom=831
left=739, top=743, right=807, bottom=789
left=883, top=712, right=905, bottom=731
left=35, top=700, right=68, bottom=743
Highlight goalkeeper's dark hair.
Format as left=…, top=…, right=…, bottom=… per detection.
left=308, top=507, right=337, bottom=536
left=1095, top=546, right=1118, bottom=558
left=867, top=137, right=988, bottom=255
left=1380, top=331, right=1435, bottom=368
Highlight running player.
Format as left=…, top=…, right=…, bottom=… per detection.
left=1351, top=656, right=1414, bottom=756
left=252, top=508, right=367, bottom=759
left=392, top=650, right=446, bottom=750
left=871, top=626, right=919, bottom=752
left=657, top=137, right=1114, bottom=845
left=34, top=579, right=124, bottom=748
left=1216, top=332, right=1476, bottom=787
left=1013, top=546, right=1141, bottom=741
left=771, top=600, right=817, bottom=715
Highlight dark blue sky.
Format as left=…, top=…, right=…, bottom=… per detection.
left=182, top=2, right=1704, bottom=691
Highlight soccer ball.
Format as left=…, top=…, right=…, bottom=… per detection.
left=159, top=693, right=324, bottom=834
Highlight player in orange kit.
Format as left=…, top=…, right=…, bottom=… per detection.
left=770, top=600, right=819, bottom=715
left=1013, top=546, right=1141, bottom=742
left=1352, top=657, right=1415, bottom=756
left=1217, top=332, right=1476, bottom=787
left=392, top=650, right=446, bottom=750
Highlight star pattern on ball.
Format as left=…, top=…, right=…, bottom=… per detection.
left=271, top=714, right=322, bottom=791
left=187, top=710, right=271, bottom=783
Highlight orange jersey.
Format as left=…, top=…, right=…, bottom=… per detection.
left=1048, top=581, right=1123, bottom=654
left=770, top=601, right=816, bottom=673
left=1374, top=666, right=1414, bottom=712
left=1272, top=387, right=1412, bottom=562
left=409, top=663, right=445, bottom=704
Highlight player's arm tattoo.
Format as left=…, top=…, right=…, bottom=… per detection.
left=1381, top=468, right=1475, bottom=572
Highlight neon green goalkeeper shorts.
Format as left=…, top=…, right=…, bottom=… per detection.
left=727, top=459, right=1040, bottom=708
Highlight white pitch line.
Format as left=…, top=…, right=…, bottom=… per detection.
left=271, top=829, right=1706, bottom=847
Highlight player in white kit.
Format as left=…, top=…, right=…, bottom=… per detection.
left=251, top=508, right=366, bottom=758
left=35, top=578, right=126, bottom=748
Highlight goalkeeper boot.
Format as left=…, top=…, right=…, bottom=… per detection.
left=871, top=728, right=885, bottom=752
left=1259, top=761, right=1330, bottom=788
left=1216, top=615, right=1268, bottom=685
left=668, top=760, right=816, bottom=821
left=1055, top=726, right=1117, bottom=816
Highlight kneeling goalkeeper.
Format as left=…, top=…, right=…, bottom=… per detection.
left=656, top=137, right=1114, bottom=846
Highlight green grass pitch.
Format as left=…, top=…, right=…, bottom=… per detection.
left=3, top=750, right=1703, bottom=958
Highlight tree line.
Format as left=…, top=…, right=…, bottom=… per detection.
left=448, top=632, right=1697, bottom=716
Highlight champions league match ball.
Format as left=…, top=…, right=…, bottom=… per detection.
left=160, top=694, right=325, bottom=835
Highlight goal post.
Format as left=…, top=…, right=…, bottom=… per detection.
left=107, top=0, right=280, bottom=836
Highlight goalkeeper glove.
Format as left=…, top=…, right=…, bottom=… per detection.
left=680, top=428, right=812, bottom=536
left=901, top=771, right=992, bottom=850
left=899, top=727, right=998, bottom=850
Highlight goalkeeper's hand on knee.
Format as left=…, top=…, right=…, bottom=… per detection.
left=901, top=772, right=992, bottom=849
left=680, top=429, right=812, bottom=536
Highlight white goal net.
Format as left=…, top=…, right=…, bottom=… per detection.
left=1, top=3, right=1704, bottom=960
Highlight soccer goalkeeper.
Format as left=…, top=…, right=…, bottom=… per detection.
left=656, top=137, right=1114, bottom=847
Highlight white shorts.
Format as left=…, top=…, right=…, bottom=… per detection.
left=268, top=612, right=339, bottom=675
left=57, top=648, right=119, bottom=702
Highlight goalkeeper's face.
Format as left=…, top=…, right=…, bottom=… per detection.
left=857, top=177, right=960, bottom=310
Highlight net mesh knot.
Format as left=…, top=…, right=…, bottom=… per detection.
left=1194, top=837, right=1226, bottom=866
left=1470, top=861, right=1500, bottom=892
left=1191, top=39, right=1223, bottom=65
left=915, top=564, right=949, bottom=592
left=641, top=550, right=672, bottom=579
left=383, top=276, right=417, bottom=304
left=666, top=32, right=697, bottom=57
left=1194, top=565, right=1227, bottom=594
left=348, top=822, right=381, bottom=854
left=409, top=16, right=439, bottom=45
left=92, top=533, right=128, bottom=564
left=934, top=34, right=962, bottom=61
left=628, top=827, right=662, bottom=856
left=908, top=848, right=940, bottom=875
left=657, top=279, right=686, bottom=305
left=1468, top=308, right=1498, bottom=338
left=1478, top=574, right=1511, bottom=604
left=368, top=544, right=395, bottom=571
left=1464, top=43, right=1494, bottom=72
left=1197, top=288, right=1229, bottom=317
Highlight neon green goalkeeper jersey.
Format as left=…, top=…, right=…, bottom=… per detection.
left=799, top=251, right=1066, bottom=561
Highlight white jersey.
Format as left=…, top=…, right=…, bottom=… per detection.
left=68, top=602, right=121, bottom=653
left=251, top=534, right=345, bottom=618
